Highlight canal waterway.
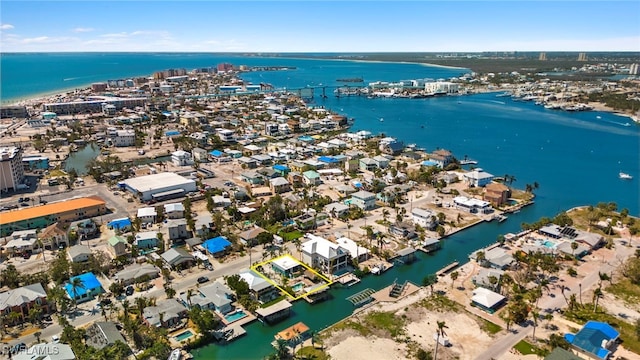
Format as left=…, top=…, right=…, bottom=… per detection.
left=64, top=143, right=171, bottom=175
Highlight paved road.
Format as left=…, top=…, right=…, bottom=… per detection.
left=474, top=239, right=637, bottom=360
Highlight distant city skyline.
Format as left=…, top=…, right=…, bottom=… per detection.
left=1, top=1, right=639, bottom=53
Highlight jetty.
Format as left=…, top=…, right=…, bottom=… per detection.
left=214, top=324, right=247, bottom=343
left=335, top=273, right=361, bottom=287
left=346, top=288, right=376, bottom=307
left=436, top=261, right=460, bottom=277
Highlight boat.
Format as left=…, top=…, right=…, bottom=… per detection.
left=379, top=117, right=384, bottom=122
left=596, top=116, right=602, bottom=119
left=336, top=77, right=364, bottom=83
left=168, top=349, right=182, bottom=360
left=459, top=159, right=478, bottom=165
left=619, top=172, right=633, bottom=180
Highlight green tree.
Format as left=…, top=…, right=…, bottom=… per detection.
left=164, top=285, right=176, bottom=299
left=422, top=274, right=438, bottom=295
left=0, top=264, right=21, bottom=288
left=70, top=277, right=85, bottom=309
left=450, top=271, right=459, bottom=289
left=434, top=320, right=448, bottom=360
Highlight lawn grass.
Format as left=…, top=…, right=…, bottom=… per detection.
left=330, top=319, right=372, bottom=337
left=563, top=307, right=640, bottom=355
left=514, top=340, right=539, bottom=355
left=479, top=319, right=502, bottom=335
left=364, top=311, right=406, bottom=338
left=296, top=346, right=330, bottom=360
left=281, top=230, right=304, bottom=241
left=259, top=295, right=288, bottom=308
left=607, top=279, right=640, bottom=308
left=417, top=293, right=463, bottom=313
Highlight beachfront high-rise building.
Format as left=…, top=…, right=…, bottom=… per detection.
left=578, top=52, right=588, bottom=61
left=629, top=63, right=639, bottom=75
left=0, top=146, right=25, bottom=192
left=538, top=52, right=547, bottom=61
left=217, top=63, right=234, bottom=72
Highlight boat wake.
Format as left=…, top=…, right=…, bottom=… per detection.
left=488, top=100, right=506, bottom=105
left=604, top=120, right=632, bottom=127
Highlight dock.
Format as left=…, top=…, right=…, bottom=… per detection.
left=213, top=324, right=247, bottom=343
left=346, top=288, right=376, bottom=307
left=335, top=273, right=361, bottom=287
left=436, top=261, right=460, bottom=277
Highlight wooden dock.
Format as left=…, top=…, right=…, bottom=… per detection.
left=335, top=273, right=361, bottom=287
left=346, top=288, right=375, bottom=307
left=436, top=261, right=460, bottom=276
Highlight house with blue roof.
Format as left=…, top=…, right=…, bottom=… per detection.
left=565, top=321, right=620, bottom=359
left=65, top=272, right=104, bottom=304
left=273, top=164, right=290, bottom=177
left=203, top=236, right=232, bottom=257
left=107, top=218, right=132, bottom=232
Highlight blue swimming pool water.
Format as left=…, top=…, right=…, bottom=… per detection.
left=292, top=283, right=305, bottom=292
left=174, top=330, right=194, bottom=341
left=225, top=310, right=248, bottom=322
left=543, top=240, right=556, bottom=248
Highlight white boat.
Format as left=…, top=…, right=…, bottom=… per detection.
left=619, top=172, right=633, bottom=180
left=379, top=117, right=384, bottom=122
left=168, top=349, right=182, bottom=360
left=459, top=159, right=478, bottom=165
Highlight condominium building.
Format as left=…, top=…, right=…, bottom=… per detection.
left=0, top=147, right=25, bottom=192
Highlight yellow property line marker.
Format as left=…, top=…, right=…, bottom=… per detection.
left=251, top=254, right=334, bottom=300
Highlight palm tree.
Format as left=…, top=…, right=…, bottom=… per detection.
left=450, top=271, right=459, bottom=289
left=34, top=331, right=42, bottom=343
left=531, top=309, right=540, bottom=339
left=70, top=277, right=85, bottom=310
left=422, top=274, right=438, bottom=295
left=592, top=288, right=603, bottom=312
left=434, top=320, right=448, bottom=360
left=186, top=289, right=194, bottom=308
left=293, top=238, right=302, bottom=260
left=381, top=208, right=390, bottom=224
left=274, top=338, right=290, bottom=359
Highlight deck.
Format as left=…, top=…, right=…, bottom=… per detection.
left=436, top=261, right=460, bottom=276
left=346, top=288, right=376, bottom=307
left=335, top=273, right=361, bottom=287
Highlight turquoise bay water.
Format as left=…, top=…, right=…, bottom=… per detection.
left=3, top=53, right=639, bottom=359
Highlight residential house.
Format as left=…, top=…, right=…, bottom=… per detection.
left=202, top=236, right=232, bottom=257
left=134, top=231, right=159, bottom=250
left=85, top=321, right=127, bottom=350
left=463, top=169, right=494, bottom=187
left=238, top=156, right=258, bottom=169
left=428, top=149, right=454, bottom=168
left=239, top=226, right=267, bottom=247
left=137, top=207, right=157, bottom=224
left=301, top=234, right=350, bottom=276
left=0, top=283, right=50, bottom=325
left=453, top=196, right=492, bottom=214
left=335, top=237, right=369, bottom=263
left=273, top=164, right=290, bottom=177
left=350, top=190, right=376, bottom=210
left=38, top=222, right=68, bottom=249
left=472, top=268, right=505, bottom=291
left=269, top=177, right=291, bottom=194
left=471, top=287, right=506, bottom=313
left=359, top=157, right=377, bottom=171
left=241, top=171, right=264, bottom=185
left=389, top=222, right=418, bottom=240
left=302, top=170, right=321, bottom=186
left=143, top=298, right=188, bottom=328
left=287, top=171, right=303, bottom=187
left=167, top=219, right=190, bottom=242
left=411, top=208, right=437, bottom=230
left=372, top=155, right=389, bottom=169
left=294, top=211, right=329, bottom=230
left=113, top=263, right=159, bottom=285
left=67, top=244, right=91, bottom=263
left=481, top=247, right=515, bottom=270
left=161, top=248, right=194, bottom=269
left=381, top=141, right=404, bottom=155
left=271, top=256, right=303, bottom=278
left=483, top=182, right=511, bottom=206
left=163, top=203, right=185, bottom=219
left=575, top=231, right=605, bottom=250
left=564, top=321, right=620, bottom=360
left=107, top=218, right=132, bottom=232
left=335, top=184, right=357, bottom=197
left=324, top=202, right=350, bottom=218
left=65, top=272, right=104, bottom=304
left=192, top=147, right=209, bottom=163
left=180, top=281, right=234, bottom=315
left=107, top=236, right=128, bottom=258
left=238, top=269, right=280, bottom=303
left=76, top=219, right=100, bottom=240
left=171, top=150, right=193, bottom=166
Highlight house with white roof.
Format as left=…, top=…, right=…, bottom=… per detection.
left=463, top=169, right=494, bottom=187
left=336, top=237, right=369, bottom=262
left=350, top=190, right=376, bottom=210
left=453, top=196, right=492, bottom=214
left=238, top=269, right=279, bottom=303
left=180, top=280, right=234, bottom=314
left=163, top=203, right=185, bottom=219
left=411, top=208, right=437, bottom=230
left=301, top=234, right=350, bottom=276
left=171, top=150, right=193, bottom=166
left=137, top=207, right=157, bottom=224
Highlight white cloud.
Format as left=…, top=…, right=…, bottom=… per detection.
left=72, top=27, right=94, bottom=33
left=0, top=24, right=14, bottom=30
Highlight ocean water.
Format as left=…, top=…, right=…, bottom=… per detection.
left=2, top=53, right=639, bottom=359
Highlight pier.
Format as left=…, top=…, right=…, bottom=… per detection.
left=346, top=288, right=376, bottom=307
left=436, top=261, right=460, bottom=277
left=335, top=273, right=361, bottom=287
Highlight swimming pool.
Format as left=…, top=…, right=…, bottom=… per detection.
left=291, top=282, right=305, bottom=292
left=543, top=240, right=556, bottom=248
left=225, top=310, right=248, bottom=322
left=174, top=330, right=194, bottom=342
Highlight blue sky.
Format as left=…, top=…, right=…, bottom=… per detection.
left=1, top=1, right=639, bottom=52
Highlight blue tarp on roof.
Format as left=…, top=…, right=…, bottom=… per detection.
left=209, top=150, right=223, bottom=157
left=165, top=130, right=181, bottom=136
left=203, top=236, right=232, bottom=254
left=565, top=321, right=620, bottom=359
left=65, top=272, right=102, bottom=299
left=318, top=156, right=339, bottom=163
left=273, top=164, right=289, bottom=172
left=107, top=218, right=131, bottom=230
left=298, top=135, right=314, bottom=142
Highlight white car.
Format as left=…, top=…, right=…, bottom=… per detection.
left=52, top=335, right=60, bottom=344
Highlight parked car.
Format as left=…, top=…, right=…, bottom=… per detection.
left=51, top=335, right=60, bottom=344
left=197, top=276, right=209, bottom=284
left=125, top=286, right=134, bottom=296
